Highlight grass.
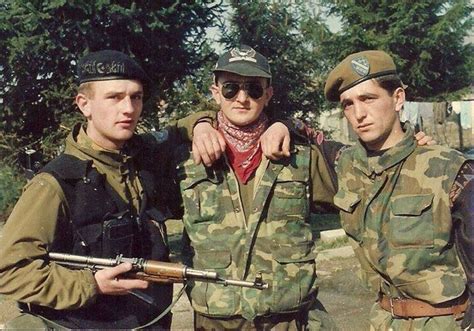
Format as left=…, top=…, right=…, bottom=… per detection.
left=316, top=236, right=349, bottom=251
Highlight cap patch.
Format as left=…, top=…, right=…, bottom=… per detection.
left=229, top=47, right=257, bottom=63
left=351, top=56, right=370, bottom=77
left=80, top=60, right=125, bottom=76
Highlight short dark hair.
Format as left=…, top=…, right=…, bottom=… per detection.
left=374, top=74, right=404, bottom=95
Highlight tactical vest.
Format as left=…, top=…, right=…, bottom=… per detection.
left=176, top=144, right=317, bottom=320
left=28, top=152, right=173, bottom=329
left=334, top=140, right=467, bottom=304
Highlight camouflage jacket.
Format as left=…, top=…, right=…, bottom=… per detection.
left=334, top=126, right=467, bottom=304
left=175, top=143, right=336, bottom=320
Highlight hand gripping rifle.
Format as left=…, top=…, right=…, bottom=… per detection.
left=48, top=252, right=268, bottom=290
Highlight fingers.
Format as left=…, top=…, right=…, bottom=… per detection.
left=260, top=122, right=291, bottom=160
left=94, top=263, right=149, bottom=295
left=414, top=131, right=436, bottom=146
left=414, top=131, right=425, bottom=141
left=281, top=135, right=290, bottom=157
left=192, top=123, right=226, bottom=166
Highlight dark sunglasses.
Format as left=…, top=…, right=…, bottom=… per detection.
left=221, top=81, right=265, bottom=100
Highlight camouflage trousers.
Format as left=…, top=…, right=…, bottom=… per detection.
left=369, top=302, right=463, bottom=331
left=194, top=298, right=338, bottom=331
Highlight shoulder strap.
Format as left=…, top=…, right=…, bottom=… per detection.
left=41, top=154, right=92, bottom=180
left=40, top=154, right=92, bottom=207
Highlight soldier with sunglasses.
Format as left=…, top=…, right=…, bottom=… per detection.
left=174, top=45, right=339, bottom=330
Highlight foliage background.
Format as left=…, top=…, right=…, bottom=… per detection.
left=1, top=0, right=472, bottom=219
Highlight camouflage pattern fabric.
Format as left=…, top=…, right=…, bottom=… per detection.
left=368, top=302, right=461, bottom=331
left=335, top=125, right=467, bottom=321
left=176, top=144, right=320, bottom=321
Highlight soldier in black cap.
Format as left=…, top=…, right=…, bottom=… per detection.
left=0, top=46, right=304, bottom=329
left=0, top=49, right=228, bottom=329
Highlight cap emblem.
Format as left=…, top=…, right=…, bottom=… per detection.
left=229, top=47, right=257, bottom=63
left=80, top=60, right=125, bottom=76
left=351, top=56, right=370, bottom=77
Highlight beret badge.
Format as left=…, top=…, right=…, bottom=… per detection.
left=351, top=56, right=370, bottom=77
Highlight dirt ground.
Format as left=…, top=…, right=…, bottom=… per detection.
left=168, top=254, right=373, bottom=331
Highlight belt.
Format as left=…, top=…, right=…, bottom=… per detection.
left=378, top=292, right=469, bottom=318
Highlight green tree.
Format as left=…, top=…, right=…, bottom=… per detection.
left=0, top=0, right=220, bottom=161
left=321, top=0, right=474, bottom=101
left=220, top=1, right=334, bottom=124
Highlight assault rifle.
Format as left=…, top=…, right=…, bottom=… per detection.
left=49, top=252, right=268, bottom=290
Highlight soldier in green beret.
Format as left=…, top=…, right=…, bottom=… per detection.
left=325, top=50, right=473, bottom=330
left=174, top=45, right=341, bottom=330
left=0, top=49, right=245, bottom=329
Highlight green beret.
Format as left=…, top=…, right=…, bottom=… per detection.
left=77, top=50, right=150, bottom=88
left=213, top=45, right=272, bottom=79
left=324, top=50, right=398, bottom=102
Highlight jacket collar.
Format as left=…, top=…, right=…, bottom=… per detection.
left=64, top=123, right=141, bottom=170
left=352, top=123, right=416, bottom=176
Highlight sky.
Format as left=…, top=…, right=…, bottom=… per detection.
left=205, top=3, right=342, bottom=53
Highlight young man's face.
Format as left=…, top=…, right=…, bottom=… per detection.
left=339, top=79, right=405, bottom=151
left=76, top=79, right=143, bottom=150
left=211, top=72, right=273, bottom=127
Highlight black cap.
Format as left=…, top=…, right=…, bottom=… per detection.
left=213, top=45, right=271, bottom=79
left=77, top=50, right=150, bottom=88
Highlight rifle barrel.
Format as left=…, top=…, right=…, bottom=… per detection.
left=48, top=252, right=268, bottom=290
left=49, top=252, right=117, bottom=266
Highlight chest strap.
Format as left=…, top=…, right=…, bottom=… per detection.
left=378, top=291, right=468, bottom=318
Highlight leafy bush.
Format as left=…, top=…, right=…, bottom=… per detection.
left=0, top=164, right=25, bottom=222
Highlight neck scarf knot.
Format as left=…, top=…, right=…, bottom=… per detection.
left=217, top=111, right=268, bottom=183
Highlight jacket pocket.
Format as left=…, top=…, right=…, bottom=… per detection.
left=271, top=241, right=317, bottom=311
left=270, top=181, right=308, bottom=221
left=334, top=190, right=362, bottom=241
left=181, top=176, right=223, bottom=224
left=389, top=194, right=434, bottom=248
left=190, top=249, right=236, bottom=315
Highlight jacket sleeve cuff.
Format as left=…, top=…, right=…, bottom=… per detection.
left=176, top=111, right=217, bottom=141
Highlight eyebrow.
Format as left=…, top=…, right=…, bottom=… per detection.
left=103, top=89, right=143, bottom=96
left=341, top=92, right=378, bottom=102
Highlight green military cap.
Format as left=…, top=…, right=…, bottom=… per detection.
left=213, top=45, right=272, bottom=79
left=324, top=50, right=398, bottom=102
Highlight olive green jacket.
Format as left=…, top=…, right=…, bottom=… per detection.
left=0, top=112, right=211, bottom=310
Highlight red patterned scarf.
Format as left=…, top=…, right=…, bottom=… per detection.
left=217, top=111, right=269, bottom=183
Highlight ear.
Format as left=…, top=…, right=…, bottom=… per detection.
left=264, top=86, right=273, bottom=106
left=76, top=93, right=92, bottom=118
left=210, top=84, right=221, bottom=105
left=393, top=87, right=405, bottom=113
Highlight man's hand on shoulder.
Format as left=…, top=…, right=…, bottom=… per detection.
left=192, top=122, right=226, bottom=166
left=260, top=122, right=290, bottom=160
left=414, top=131, right=436, bottom=146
